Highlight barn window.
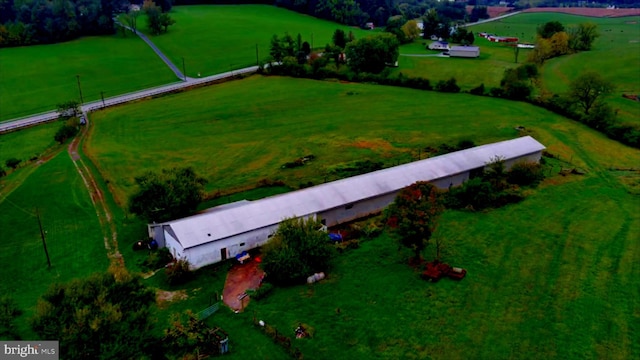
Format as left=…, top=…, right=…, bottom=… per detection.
left=240, top=242, right=245, bottom=247
left=345, top=204, right=354, bottom=210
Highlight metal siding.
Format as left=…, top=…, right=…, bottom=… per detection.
left=156, top=137, right=545, bottom=250
left=164, top=230, right=184, bottom=259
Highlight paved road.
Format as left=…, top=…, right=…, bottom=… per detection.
left=116, top=21, right=189, bottom=81
left=462, top=11, right=523, bottom=27
left=0, top=66, right=259, bottom=133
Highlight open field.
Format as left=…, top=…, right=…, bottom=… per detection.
left=3, top=74, right=638, bottom=357
left=142, top=5, right=373, bottom=77
left=85, top=75, right=640, bottom=206
left=471, top=14, right=640, bottom=125
left=0, top=34, right=177, bottom=121
left=0, top=151, right=109, bottom=337
left=246, top=169, right=640, bottom=359
left=0, top=121, right=59, bottom=164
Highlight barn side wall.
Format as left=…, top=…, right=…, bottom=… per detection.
left=185, top=223, right=280, bottom=269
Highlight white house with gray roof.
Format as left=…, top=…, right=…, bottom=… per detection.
left=148, top=136, right=545, bottom=269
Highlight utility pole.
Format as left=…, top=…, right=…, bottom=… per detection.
left=182, top=57, right=187, bottom=82
left=76, top=75, right=84, bottom=104
left=101, top=91, right=106, bottom=108
left=36, top=208, right=51, bottom=268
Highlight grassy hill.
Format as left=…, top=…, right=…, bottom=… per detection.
left=0, top=35, right=177, bottom=121
left=141, top=5, right=373, bottom=78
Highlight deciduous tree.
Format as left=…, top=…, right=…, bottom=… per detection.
left=261, top=217, right=334, bottom=286
left=385, top=182, right=444, bottom=261
left=568, top=71, right=614, bottom=115
left=129, top=167, right=207, bottom=222
left=345, top=33, right=399, bottom=73
left=30, top=268, right=157, bottom=359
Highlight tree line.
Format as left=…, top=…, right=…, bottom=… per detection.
left=0, top=0, right=175, bottom=47
left=0, top=0, right=119, bottom=47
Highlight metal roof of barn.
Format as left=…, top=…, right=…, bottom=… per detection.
left=450, top=46, right=480, bottom=51
left=159, top=136, right=545, bottom=249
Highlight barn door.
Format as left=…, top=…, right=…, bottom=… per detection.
left=220, top=248, right=227, bottom=261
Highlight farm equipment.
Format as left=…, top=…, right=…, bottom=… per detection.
left=421, top=260, right=467, bottom=282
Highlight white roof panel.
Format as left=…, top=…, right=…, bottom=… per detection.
left=161, top=136, right=545, bottom=249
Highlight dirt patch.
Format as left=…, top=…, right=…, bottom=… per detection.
left=157, top=290, right=188, bottom=308
left=350, top=139, right=394, bottom=152
left=223, top=255, right=265, bottom=312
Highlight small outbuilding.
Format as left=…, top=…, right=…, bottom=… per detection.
left=428, top=41, right=450, bottom=50
left=149, top=136, right=545, bottom=269
left=450, top=46, right=480, bottom=58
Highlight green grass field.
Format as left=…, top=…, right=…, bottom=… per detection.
left=470, top=13, right=640, bottom=125
left=142, top=5, right=373, bottom=77
left=0, top=34, right=177, bottom=121
left=0, top=151, right=109, bottom=337
left=0, top=121, right=60, bottom=164
left=85, top=75, right=639, bottom=206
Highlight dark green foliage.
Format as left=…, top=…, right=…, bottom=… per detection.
left=469, top=6, right=489, bottom=22
left=345, top=33, right=399, bottom=74
left=163, top=311, right=225, bottom=358
left=385, top=182, right=444, bottom=260
left=5, top=158, right=21, bottom=169
left=0, top=0, right=117, bottom=47
left=246, top=282, right=274, bottom=301
left=332, top=29, right=348, bottom=49
left=30, top=269, right=157, bottom=359
left=129, top=167, right=207, bottom=222
left=507, top=161, right=544, bottom=187
left=54, top=124, right=78, bottom=144
left=0, top=296, right=22, bottom=340
left=435, top=77, right=460, bottom=93
left=0, top=167, right=6, bottom=177
left=56, top=100, right=80, bottom=118
left=165, top=258, right=193, bottom=286
left=451, top=28, right=475, bottom=45
left=568, top=71, right=614, bottom=115
left=144, top=0, right=175, bottom=35
left=498, top=64, right=538, bottom=100
left=470, top=83, right=485, bottom=95
left=385, top=15, right=408, bottom=44
left=261, top=217, right=335, bottom=286
left=457, top=139, right=476, bottom=150
left=567, top=22, right=599, bottom=51
left=537, top=21, right=565, bottom=39
left=140, top=247, right=172, bottom=271
left=335, top=239, right=360, bottom=253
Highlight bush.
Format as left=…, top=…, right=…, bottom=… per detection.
left=246, top=282, right=274, bottom=301
left=165, top=258, right=192, bottom=285
left=5, top=158, right=21, bottom=169
left=54, top=125, right=78, bottom=144
left=507, top=161, right=545, bottom=187
left=435, top=77, right=460, bottom=93
left=0, top=167, right=6, bottom=177
left=335, top=239, right=360, bottom=253
left=469, top=83, right=485, bottom=95
left=140, top=247, right=173, bottom=271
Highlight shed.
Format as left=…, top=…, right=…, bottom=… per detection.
left=428, top=41, right=450, bottom=50
left=149, top=136, right=545, bottom=269
left=450, top=46, right=480, bottom=58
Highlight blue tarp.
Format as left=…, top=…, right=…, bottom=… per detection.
left=328, top=233, right=343, bottom=242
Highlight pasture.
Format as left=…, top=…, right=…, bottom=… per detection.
left=142, top=5, right=373, bottom=77
left=0, top=121, right=59, bottom=163
left=85, top=76, right=640, bottom=206
left=470, top=14, right=640, bottom=125
left=0, top=151, right=109, bottom=337
left=0, top=34, right=177, bottom=121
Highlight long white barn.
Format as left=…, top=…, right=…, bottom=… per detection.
left=149, top=136, right=545, bottom=269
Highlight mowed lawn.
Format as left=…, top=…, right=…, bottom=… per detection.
left=86, top=75, right=638, bottom=205
left=142, top=5, right=373, bottom=77
left=471, top=14, right=640, bottom=125
left=0, top=151, right=108, bottom=337
left=0, top=34, right=177, bottom=121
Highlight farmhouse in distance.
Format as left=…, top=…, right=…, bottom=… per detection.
left=149, top=136, right=545, bottom=269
